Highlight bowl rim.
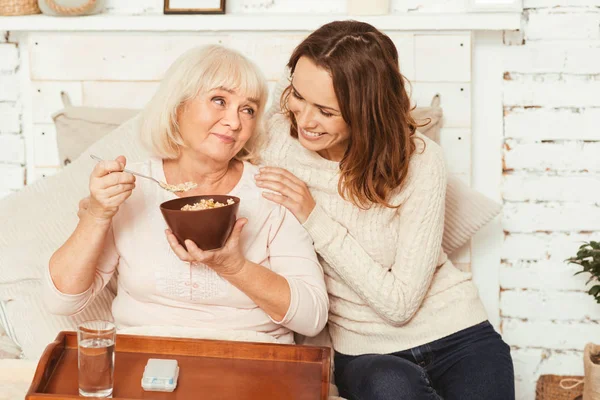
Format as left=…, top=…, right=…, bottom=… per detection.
left=159, top=195, right=240, bottom=213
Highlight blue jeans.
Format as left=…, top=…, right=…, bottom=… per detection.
left=334, top=321, right=514, bottom=400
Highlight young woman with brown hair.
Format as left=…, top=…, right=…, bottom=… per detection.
left=256, top=20, right=515, bottom=400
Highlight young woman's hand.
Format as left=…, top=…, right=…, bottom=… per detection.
left=254, top=167, right=316, bottom=224
left=88, top=155, right=136, bottom=222
left=165, top=218, right=248, bottom=277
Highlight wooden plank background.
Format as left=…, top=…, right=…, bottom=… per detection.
left=26, top=31, right=473, bottom=266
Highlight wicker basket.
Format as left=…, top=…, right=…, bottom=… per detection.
left=0, top=0, right=41, bottom=15
left=536, top=375, right=584, bottom=400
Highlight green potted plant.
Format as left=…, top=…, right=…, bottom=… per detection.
left=566, top=241, right=600, bottom=399
left=566, top=241, right=600, bottom=303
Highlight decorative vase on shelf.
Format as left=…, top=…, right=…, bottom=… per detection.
left=38, top=0, right=105, bottom=16
left=0, top=0, right=41, bottom=16
left=347, top=0, right=390, bottom=15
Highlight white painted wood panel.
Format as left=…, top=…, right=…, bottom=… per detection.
left=30, top=166, right=61, bottom=183
left=471, top=32, right=506, bottom=332
left=81, top=80, right=279, bottom=111
left=0, top=44, right=18, bottom=72
left=82, top=81, right=159, bottom=109
left=32, top=124, right=60, bottom=167
left=0, top=74, right=19, bottom=101
left=0, top=134, right=25, bottom=164
left=0, top=164, right=25, bottom=189
left=29, top=34, right=229, bottom=81
left=411, top=82, right=471, bottom=128
left=0, top=102, right=20, bottom=133
left=415, top=34, right=471, bottom=82
left=439, top=128, right=471, bottom=177
left=28, top=32, right=468, bottom=83
left=32, top=81, right=82, bottom=123
left=265, top=80, right=277, bottom=111
left=225, top=34, right=306, bottom=81
left=21, top=29, right=475, bottom=278
left=388, top=33, right=415, bottom=81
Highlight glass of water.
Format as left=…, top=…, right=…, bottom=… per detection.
left=77, top=320, right=116, bottom=398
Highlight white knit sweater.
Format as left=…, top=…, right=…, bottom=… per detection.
left=262, top=113, right=488, bottom=355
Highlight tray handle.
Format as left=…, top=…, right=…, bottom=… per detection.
left=26, top=332, right=67, bottom=398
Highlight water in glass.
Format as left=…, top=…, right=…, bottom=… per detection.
left=77, top=320, right=115, bottom=398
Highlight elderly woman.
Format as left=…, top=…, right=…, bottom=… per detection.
left=43, top=45, right=328, bottom=343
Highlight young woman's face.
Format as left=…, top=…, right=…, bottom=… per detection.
left=288, top=56, right=350, bottom=161
left=177, top=87, right=258, bottom=163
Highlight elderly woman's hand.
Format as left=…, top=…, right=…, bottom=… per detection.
left=77, top=197, right=90, bottom=219
left=88, top=155, right=136, bottom=222
left=165, top=218, right=248, bottom=276
left=254, top=167, right=316, bottom=224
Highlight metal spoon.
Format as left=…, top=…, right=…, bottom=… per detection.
left=89, top=154, right=196, bottom=193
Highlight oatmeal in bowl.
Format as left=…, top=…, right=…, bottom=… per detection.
left=181, top=198, right=235, bottom=211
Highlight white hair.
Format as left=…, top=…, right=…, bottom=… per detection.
left=140, top=45, right=269, bottom=164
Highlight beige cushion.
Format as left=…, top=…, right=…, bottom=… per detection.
left=0, top=322, right=20, bottom=359
left=413, top=93, right=443, bottom=143
left=53, top=105, right=138, bottom=166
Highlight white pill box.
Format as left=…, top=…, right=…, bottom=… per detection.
left=141, top=358, right=179, bottom=392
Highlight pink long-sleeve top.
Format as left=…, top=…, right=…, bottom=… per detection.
left=43, top=158, right=329, bottom=343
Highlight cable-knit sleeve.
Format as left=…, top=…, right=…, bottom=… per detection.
left=302, top=144, right=446, bottom=326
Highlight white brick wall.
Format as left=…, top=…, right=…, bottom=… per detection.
left=503, top=74, right=600, bottom=107
left=503, top=174, right=600, bottom=202
left=0, top=74, right=19, bottom=102
left=512, top=348, right=586, bottom=399
left=503, top=232, right=597, bottom=261
left=502, top=2, right=600, bottom=399
left=503, top=43, right=600, bottom=74
left=504, top=319, right=599, bottom=350
left=525, top=9, right=600, bottom=41
left=0, top=44, right=18, bottom=72
left=502, top=290, right=600, bottom=320
left=504, top=108, right=600, bottom=141
left=0, top=32, right=23, bottom=197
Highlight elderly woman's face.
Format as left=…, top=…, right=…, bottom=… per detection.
left=177, top=87, right=258, bottom=163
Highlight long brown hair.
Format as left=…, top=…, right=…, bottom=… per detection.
left=281, top=20, right=419, bottom=209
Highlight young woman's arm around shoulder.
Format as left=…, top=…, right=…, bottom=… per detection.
left=258, top=141, right=446, bottom=326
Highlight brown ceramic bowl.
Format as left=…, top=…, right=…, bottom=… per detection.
left=160, top=195, right=240, bottom=251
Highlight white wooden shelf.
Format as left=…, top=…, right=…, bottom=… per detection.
left=0, top=13, right=521, bottom=32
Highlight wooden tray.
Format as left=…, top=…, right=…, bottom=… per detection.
left=26, top=331, right=331, bottom=399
